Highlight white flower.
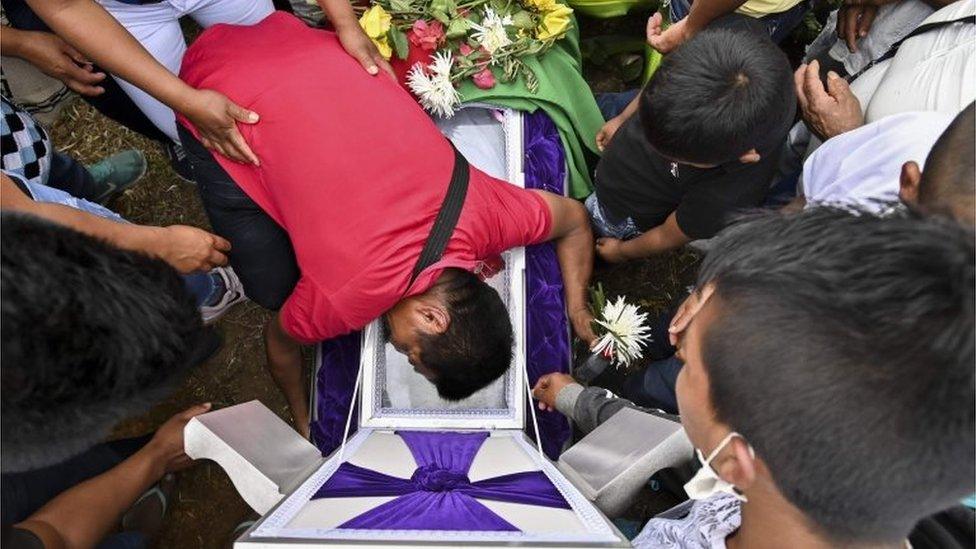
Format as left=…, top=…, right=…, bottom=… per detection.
left=406, top=51, right=461, bottom=118
left=591, top=296, right=652, bottom=368
left=470, top=8, right=513, bottom=54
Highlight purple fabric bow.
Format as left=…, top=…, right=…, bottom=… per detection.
left=311, top=431, right=570, bottom=531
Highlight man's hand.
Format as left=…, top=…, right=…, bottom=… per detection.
left=15, top=31, right=106, bottom=96
left=336, top=23, right=396, bottom=80
left=153, top=225, right=231, bottom=273
left=837, top=3, right=879, bottom=52
left=596, top=115, right=625, bottom=152
left=144, top=403, right=212, bottom=473
left=794, top=61, right=863, bottom=141
left=596, top=237, right=630, bottom=263
left=569, top=306, right=597, bottom=348
left=183, top=88, right=261, bottom=165
left=532, top=373, right=576, bottom=412
left=647, top=13, right=692, bottom=54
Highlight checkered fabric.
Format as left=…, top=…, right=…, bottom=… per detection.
left=1, top=95, right=51, bottom=187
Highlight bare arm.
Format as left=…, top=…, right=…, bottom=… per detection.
left=265, top=313, right=311, bottom=438
left=645, top=0, right=746, bottom=54
left=15, top=405, right=209, bottom=549
left=0, top=174, right=230, bottom=272
left=533, top=191, right=597, bottom=346
left=0, top=27, right=107, bottom=96
left=24, top=0, right=261, bottom=164
left=596, top=212, right=690, bottom=262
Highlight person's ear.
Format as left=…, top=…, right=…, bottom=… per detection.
left=738, top=149, right=761, bottom=164
left=899, top=161, right=922, bottom=206
left=415, top=302, right=450, bottom=335
left=715, top=437, right=757, bottom=492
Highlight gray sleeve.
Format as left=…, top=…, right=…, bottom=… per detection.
left=554, top=383, right=674, bottom=435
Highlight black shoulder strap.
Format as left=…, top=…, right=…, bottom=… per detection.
left=847, top=13, right=975, bottom=82
left=408, top=145, right=470, bottom=287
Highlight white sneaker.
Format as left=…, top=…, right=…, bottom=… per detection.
left=200, top=266, right=248, bottom=324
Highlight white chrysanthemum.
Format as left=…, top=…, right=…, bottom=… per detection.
left=591, top=296, right=652, bottom=368
left=471, top=8, right=513, bottom=54
left=406, top=51, right=461, bottom=118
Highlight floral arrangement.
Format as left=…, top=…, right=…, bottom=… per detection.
left=589, top=284, right=652, bottom=370
left=357, top=0, right=575, bottom=116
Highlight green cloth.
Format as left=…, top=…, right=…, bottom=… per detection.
left=457, top=19, right=603, bottom=199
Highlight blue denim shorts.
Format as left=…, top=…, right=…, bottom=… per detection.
left=584, top=193, right=641, bottom=240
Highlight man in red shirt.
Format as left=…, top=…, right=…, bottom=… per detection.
left=177, top=12, right=596, bottom=436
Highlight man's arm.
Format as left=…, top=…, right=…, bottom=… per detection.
left=533, top=191, right=597, bottom=346
left=0, top=27, right=106, bottom=96
left=533, top=373, right=676, bottom=434
left=0, top=174, right=230, bottom=273
left=14, top=404, right=210, bottom=549
left=646, top=0, right=747, bottom=55
left=265, top=312, right=311, bottom=438
left=24, top=0, right=260, bottom=164
left=596, top=212, right=691, bottom=262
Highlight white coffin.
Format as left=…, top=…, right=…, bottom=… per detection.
left=188, top=108, right=630, bottom=547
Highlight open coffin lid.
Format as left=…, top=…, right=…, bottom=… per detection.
left=186, top=107, right=629, bottom=547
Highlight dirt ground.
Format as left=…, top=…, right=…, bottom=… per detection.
left=38, top=8, right=759, bottom=546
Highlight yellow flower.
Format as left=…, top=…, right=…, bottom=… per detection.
left=359, top=5, right=393, bottom=59
left=536, top=3, right=572, bottom=41
left=525, top=0, right=556, bottom=11
left=360, top=5, right=392, bottom=38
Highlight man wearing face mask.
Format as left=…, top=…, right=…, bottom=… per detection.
left=535, top=207, right=975, bottom=548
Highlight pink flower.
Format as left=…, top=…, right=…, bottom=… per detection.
left=458, top=43, right=474, bottom=56
left=472, top=67, right=496, bottom=89
left=409, top=20, right=445, bottom=52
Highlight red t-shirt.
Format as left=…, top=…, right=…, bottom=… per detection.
left=178, top=12, right=552, bottom=343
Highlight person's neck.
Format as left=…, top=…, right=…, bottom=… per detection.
left=725, top=487, right=905, bottom=549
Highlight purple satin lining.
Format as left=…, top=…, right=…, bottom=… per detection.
left=311, top=431, right=570, bottom=530
left=311, top=110, right=571, bottom=459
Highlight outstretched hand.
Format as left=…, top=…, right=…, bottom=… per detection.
left=145, top=403, right=212, bottom=473
left=184, top=89, right=261, bottom=165
left=336, top=23, right=396, bottom=80
left=646, top=12, right=691, bottom=54
left=20, top=31, right=106, bottom=97
left=532, top=373, right=576, bottom=412
left=794, top=60, right=863, bottom=141
left=154, top=225, right=231, bottom=273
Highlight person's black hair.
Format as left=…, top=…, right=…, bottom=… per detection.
left=919, top=102, right=976, bottom=224
left=0, top=213, right=211, bottom=473
left=639, top=26, right=795, bottom=165
left=417, top=269, right=513, bottom=400
left=694, top=207, right=975, bottom=543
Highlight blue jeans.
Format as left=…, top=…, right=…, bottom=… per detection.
left=622, top=356, right=683, bottom=414
left=22, top=179, right=220, bottom=307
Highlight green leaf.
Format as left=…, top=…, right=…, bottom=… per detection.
left=390, top=0, right=412, bottom=11
left=511, top=10, right=535, bottom=30
left=388, top=28, right=410, bottom=60
left=446, top=18, right=470, bottom=39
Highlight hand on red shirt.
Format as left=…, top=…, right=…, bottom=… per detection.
left=336, top=23, right=396, bottom=80
left=183, top=88, right=261, bottom=165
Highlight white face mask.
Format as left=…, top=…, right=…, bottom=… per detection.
left=683, top=431, right=753, bottom=502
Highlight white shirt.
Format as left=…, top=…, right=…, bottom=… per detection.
left=802, top=111, right=955, bottom=214
left=632, top=493, right=742, bottom=549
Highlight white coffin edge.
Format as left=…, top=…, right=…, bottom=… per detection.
left=240, top=429, right=629, bottom=547
left=185, top=400, right=323, bottom=514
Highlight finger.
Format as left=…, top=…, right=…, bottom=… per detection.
left=62, top=44, right=91, bottom=65
left=357, top=50, right=380, bottom=76
left=208, top=249, right=229, bottom=267
left=596, top=130, right=607, bottom=151
left=825, top=70, right=854, bottom=100
left=211, top=235, right=232, bottom=252
left=842, top=7, right=860, bottom=52
left=67, top=80, right=106, bottom=97
left=857, top=6, right=877, bottom=38
left=228, top=102, right=260, bottom=125
left=227, top=129, right=260, bottom=166
left=375, top=55, right=397, bottom=81
left=793, top=64, right=809, bottom=110
left=63, top=62, right=106, bottom=85
left=180, top=402, right=213, bottom=420
left=803, top=60, right=831, bottom=104
left=646, top=12, right=662, bottom=42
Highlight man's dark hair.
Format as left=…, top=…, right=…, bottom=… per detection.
left=418, top=269, right=513, bottom=400
left=694, top=208, right=974, bottom=543
left=1, top=213, right=210, bottom=473
left=640, top=26, right=795, bottom=165
left=919, top=102, right=976, bottom=224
